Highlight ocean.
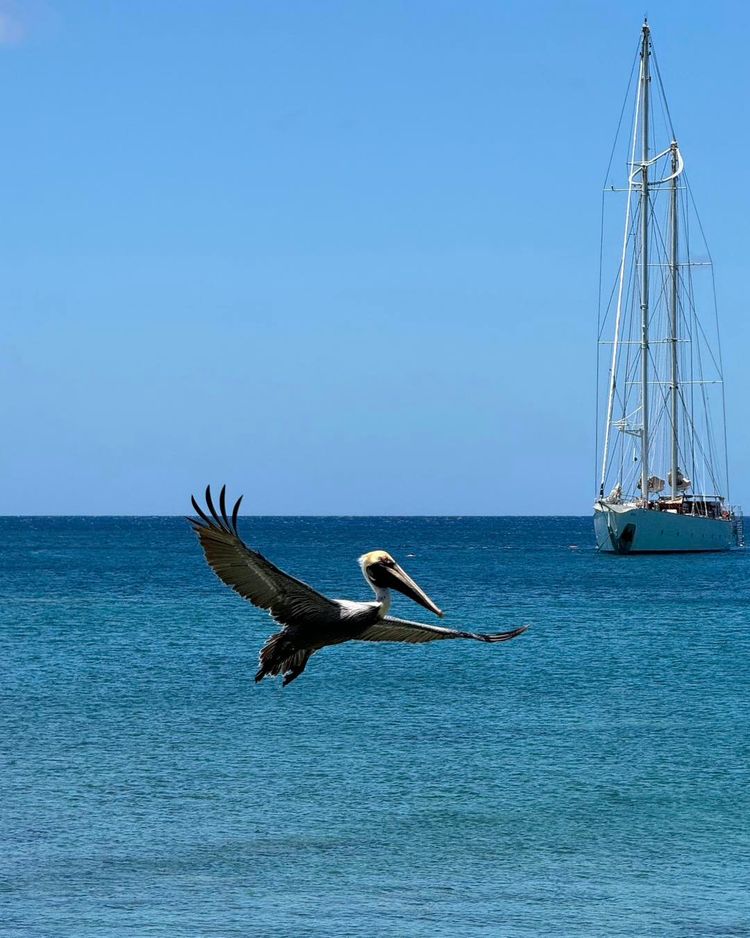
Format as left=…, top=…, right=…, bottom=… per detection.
left=2, top=516, right=749, bottom=937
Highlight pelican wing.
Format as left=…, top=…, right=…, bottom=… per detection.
left=189, top=486, right=339, bottom=628
left=358, top=616, right=529, bottom=644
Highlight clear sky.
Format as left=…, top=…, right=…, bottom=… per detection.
left=1, top=0, right=748, bottom=515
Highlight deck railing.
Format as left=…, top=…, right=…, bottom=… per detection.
left=730, top=507, right=745, bottom=547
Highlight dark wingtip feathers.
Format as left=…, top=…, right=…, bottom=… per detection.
left=188, top=486, right=244, bottom=537
left=204, top=485, right=226, bottom=531
left=231, top=495, right=243, bottom=535
left=190, top=494, right=212, bottom=526
left=480, top=624, right=530, bottom=643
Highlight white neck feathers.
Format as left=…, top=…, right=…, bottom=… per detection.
left=373, top=585, right=391, bottom=617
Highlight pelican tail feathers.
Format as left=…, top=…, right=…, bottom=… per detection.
left=255, top=632, right=312, bottom=686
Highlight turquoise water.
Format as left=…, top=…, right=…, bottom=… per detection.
left=2, top=516, right=749, bottom=937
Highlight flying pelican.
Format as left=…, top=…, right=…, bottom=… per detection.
left=189, top=486, right=528, bottom=686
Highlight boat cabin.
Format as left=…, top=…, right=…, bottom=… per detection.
left=655, top=495, right=726, bottom=519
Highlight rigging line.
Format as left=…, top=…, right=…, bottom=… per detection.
left=650, top=53, right=674, bottom=152
left=597, top=38, right=640, bottom=495
left=598, top=266, right=623, bottom=340
left=648, top=229, right=719, bottom=492
left=684, top=173, right=732, bottom=501
left=651, top=41, right=677, bottom=140
left=644, top=203, right=671, bottom=346
left=601, top=38, right=641, bottom=190
left=679, top=238, right=723, bottom=378
left=610, top=219, right=640, bottom=484
left=622, top=229, right=640, bottom=384
left=599, top=52, right=642, bottom=496
left=685, top=234, right=697, bottom=479
left=616, top=277, right=641, bottom=486
left=684, top=174, right=724, bottom=375
left=646, top=346, right=672, bottom=449
left=684, top=175, right=714, bottom=263
left=684, top=410, right=721, bottom=496
left=598, top=207, right=640, bottom=341
left=632, top=184, right=696, bottom=489
left=717, top=274, right=731, bottom=501
left=692, top=311, right=721, bottom=494
left=598, top=39, right=641, bottom=340
left=692, top=309, right=723, bottom=377
left=675, top=383, right=703, bottom=470
left=681, top=195, right=715, bottom=494
left=595, top=370, right=599, bottom=490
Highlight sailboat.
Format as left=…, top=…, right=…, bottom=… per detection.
left=594, top=22, right=743, bottom=553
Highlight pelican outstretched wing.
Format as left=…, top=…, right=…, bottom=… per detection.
left=189, top=486, right=339, bottom=628
left=358, top=616, right=528, bottom=644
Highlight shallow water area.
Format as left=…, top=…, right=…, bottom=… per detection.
left=2, top=516, right=749, bottom=937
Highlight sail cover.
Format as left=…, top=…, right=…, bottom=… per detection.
left=638, top=476, right=666, bottom=493
left=668, top=469, right=691, bottom=491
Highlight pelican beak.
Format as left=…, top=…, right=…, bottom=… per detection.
left=382, top=562, right=444, bottom=618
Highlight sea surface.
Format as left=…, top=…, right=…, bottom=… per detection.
left=2, top=516, right=749, bottom=937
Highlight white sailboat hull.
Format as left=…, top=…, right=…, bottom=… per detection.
left=594, top=503, right=736, bottom=553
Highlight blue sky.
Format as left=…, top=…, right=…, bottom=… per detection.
left=1, top=0, right=748, bottom=514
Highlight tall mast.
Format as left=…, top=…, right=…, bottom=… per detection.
left=669, top=140, right=679, bottom=497
left=639, top=22, right=651, bottom=502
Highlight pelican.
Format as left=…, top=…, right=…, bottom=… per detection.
left=189, top=486, right=528, bottom=686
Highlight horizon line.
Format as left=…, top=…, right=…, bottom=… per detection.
left=1, top=512, right=594, bottom=519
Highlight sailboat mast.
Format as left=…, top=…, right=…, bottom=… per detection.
left=639, top=22, right=651, bottom=502
left=669, top=140, right=679, bottom=497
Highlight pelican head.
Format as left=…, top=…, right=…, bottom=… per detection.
left=358, top=550, right=443, bottom=618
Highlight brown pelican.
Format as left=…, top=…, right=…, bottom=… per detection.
left=189, top=486, right=528, bottom=685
